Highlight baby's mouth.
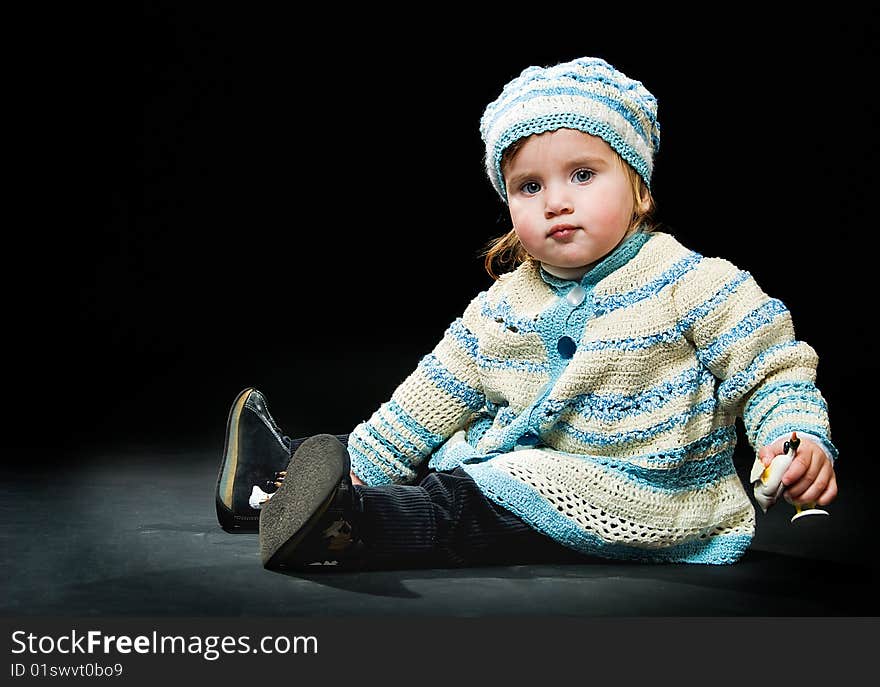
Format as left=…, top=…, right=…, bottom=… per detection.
left=548, top=224, right=579, bottom=238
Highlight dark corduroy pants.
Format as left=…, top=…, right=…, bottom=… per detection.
left=354, top=467, right=587, bottom=568
left=289, top=434, right=585, bottom=569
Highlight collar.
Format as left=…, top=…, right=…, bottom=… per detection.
left=538, top=230, right=651, bottom=292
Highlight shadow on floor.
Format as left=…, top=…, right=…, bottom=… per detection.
left=1, top=443, right=877, bottom=617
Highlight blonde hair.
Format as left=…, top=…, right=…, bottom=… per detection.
left=480, top=139, right=658, bottom=281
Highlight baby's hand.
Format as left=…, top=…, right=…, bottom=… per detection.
left=757, top=437, right=838, bottom=507
left=350, top=470, right=365, bottom=487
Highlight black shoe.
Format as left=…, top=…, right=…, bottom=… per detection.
left=259, top=434, right=363, bottom=570
left=215, top=388, right=292, bottom=533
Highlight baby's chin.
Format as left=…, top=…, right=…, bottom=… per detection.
left=539, top=260, right=593, bottom=279
left=547, top=254, right=600, bottom=270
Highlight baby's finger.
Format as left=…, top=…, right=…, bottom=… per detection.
left=816, top=472, right=838, bottom=507
left=758, top=438, right=787, bottom=465
left=788, top=463, right=833, bottom=504
left=781, top=450, right=812, bottom=486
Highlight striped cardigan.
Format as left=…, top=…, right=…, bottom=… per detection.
left=348, top=230, right=837, bottom=564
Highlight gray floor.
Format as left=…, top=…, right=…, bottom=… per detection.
left=2, top=442, right=877, bottom=618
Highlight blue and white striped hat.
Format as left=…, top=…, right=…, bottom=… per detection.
left=480, top=56, right=660, bottom=202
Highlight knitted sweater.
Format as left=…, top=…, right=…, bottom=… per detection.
left=348, top=230, right=838, bottom=564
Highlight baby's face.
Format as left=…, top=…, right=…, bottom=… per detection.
left=503, top=129, right=645, bottom=278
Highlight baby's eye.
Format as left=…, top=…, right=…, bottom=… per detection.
left=573, top=169, right=594, bottom=183
left=521, top=181, right=541, bottom=195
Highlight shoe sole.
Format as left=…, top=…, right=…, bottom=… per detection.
left=215, top=387, right=257, bottom=532
left=259, top=434, right=346, bottom=569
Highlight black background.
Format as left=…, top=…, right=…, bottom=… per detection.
left=17, top=6, right=878, bottom=470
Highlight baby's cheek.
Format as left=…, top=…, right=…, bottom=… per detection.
left=512, top=225, right=543, bottom=254
left=595, top=199, right=633, bottom=226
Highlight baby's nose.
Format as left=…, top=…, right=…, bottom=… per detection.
left=544, top=186, right=573, bottom=215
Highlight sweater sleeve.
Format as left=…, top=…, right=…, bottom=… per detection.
left=671, top=256, right=838, bottom=461
left=347, top=293, right=487, bottom=485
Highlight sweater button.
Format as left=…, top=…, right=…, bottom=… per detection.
left=566, top=286, right=586, bottom=307
left=557, top=336, right=577, bottom=358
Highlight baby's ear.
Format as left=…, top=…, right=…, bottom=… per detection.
left=637, top=186, right=651, bottom=213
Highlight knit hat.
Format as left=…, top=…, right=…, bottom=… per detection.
left=479, top=56, right=660, bottom=202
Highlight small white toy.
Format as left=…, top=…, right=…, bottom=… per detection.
left=249, top=485, right=273, bottom=509
left=248, top=470, right=286, bottom=510
left=749, top=431, right=829, bottom=523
